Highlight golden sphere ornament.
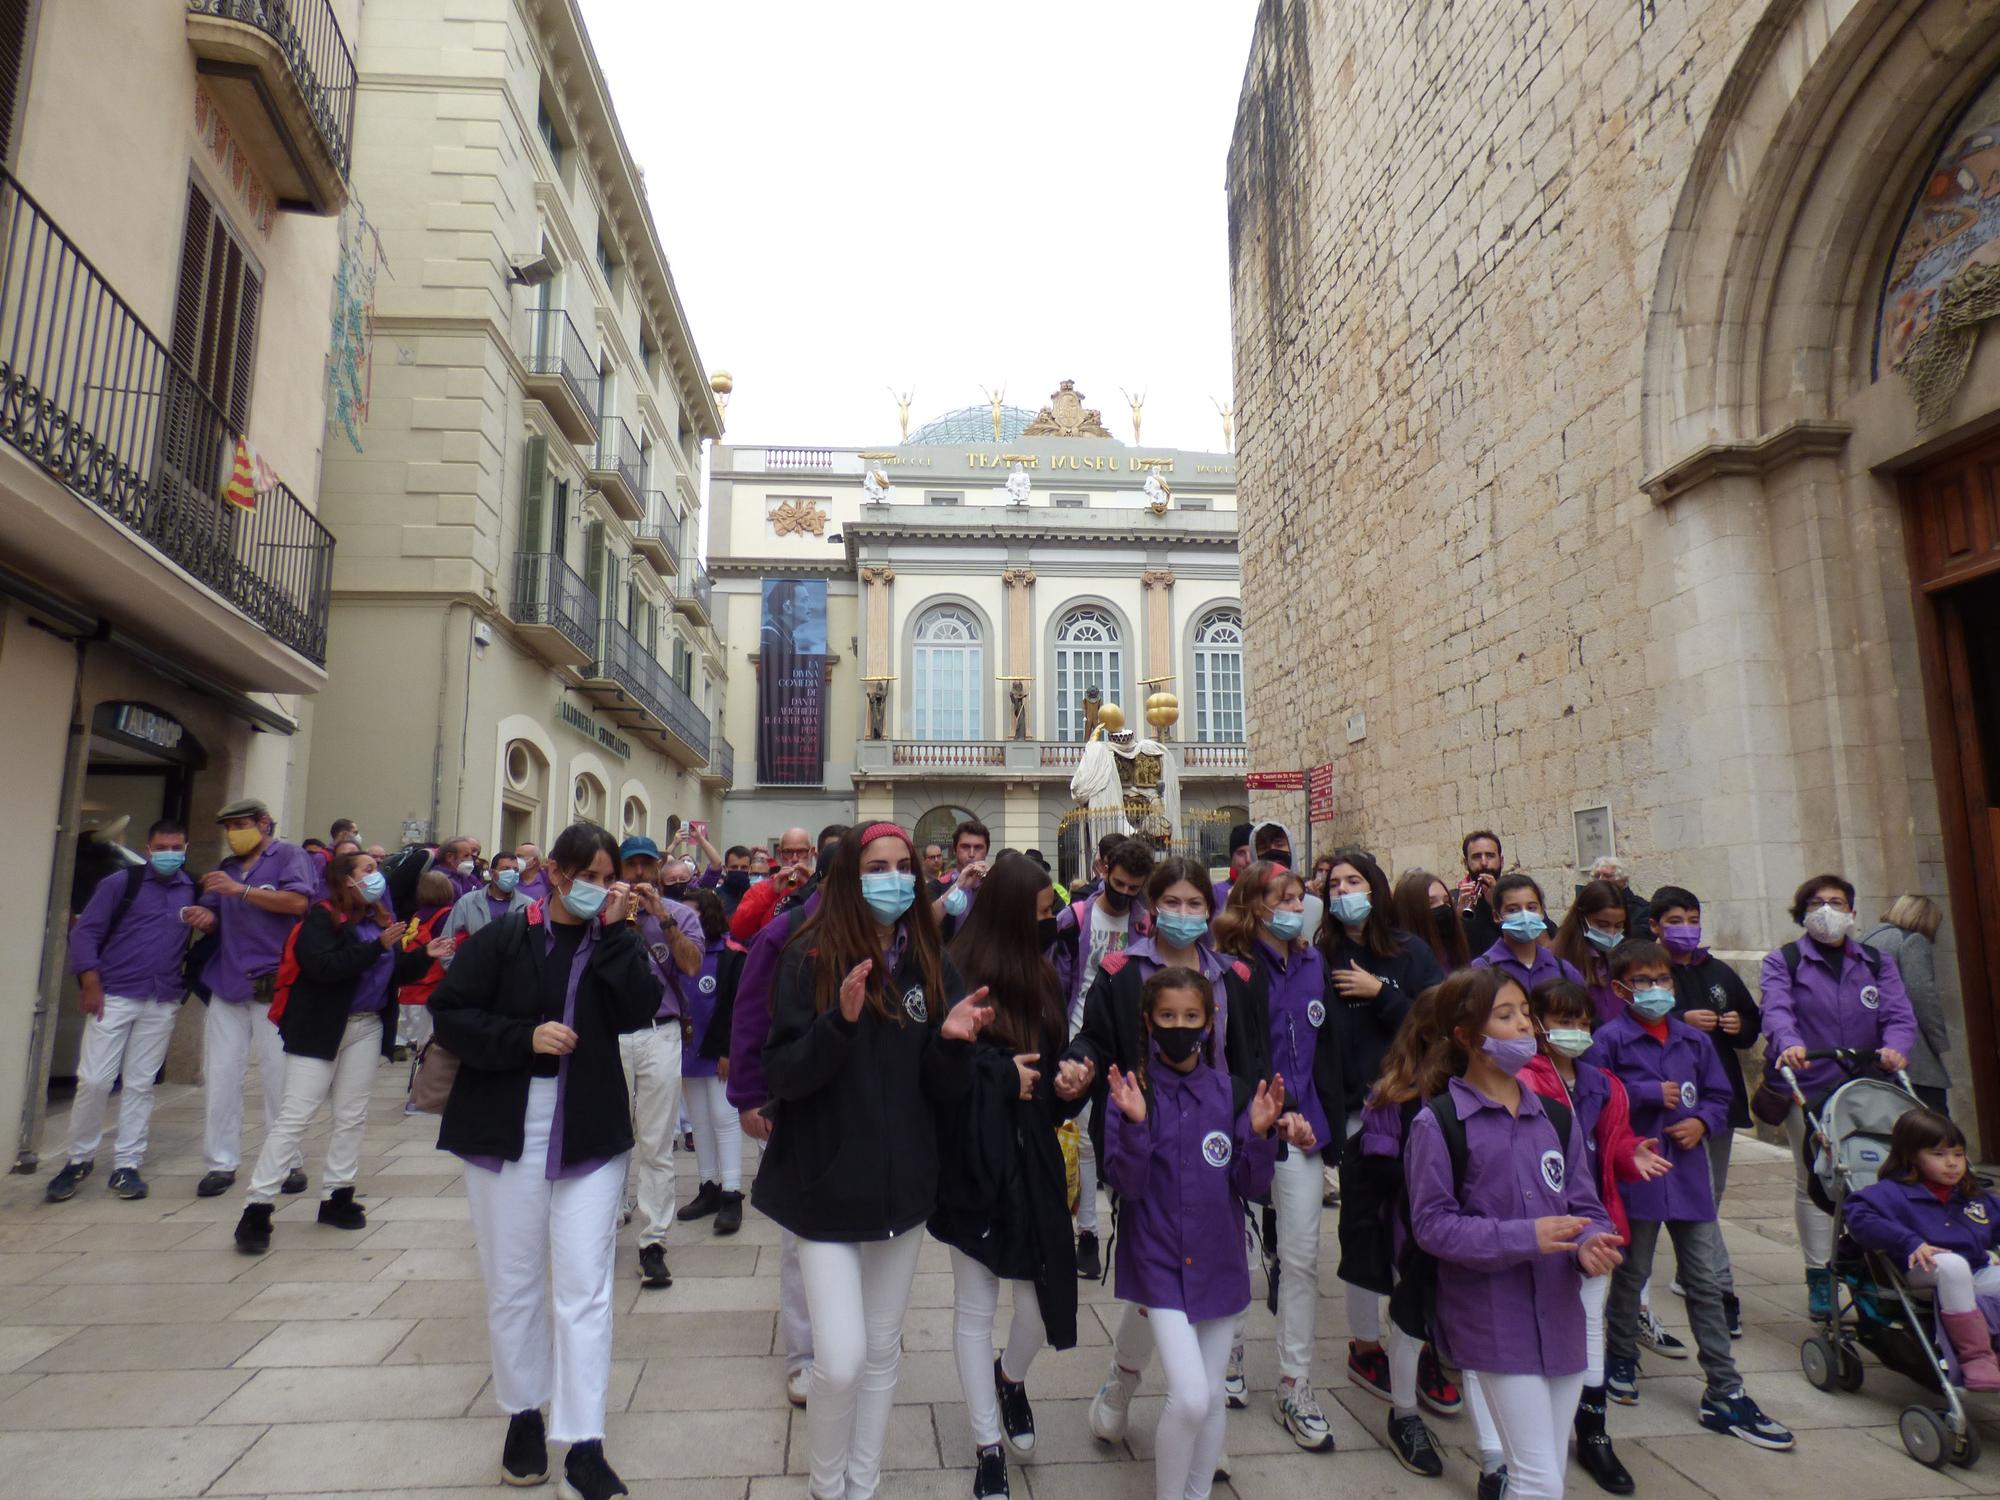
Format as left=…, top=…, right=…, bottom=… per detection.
left=1097, top=702, right=1126, bottom=734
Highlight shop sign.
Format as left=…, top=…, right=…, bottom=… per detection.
left=1245, top=769, right=1305, bottom=792
left=113, top=704, right=184, bottom=751
left=556, top=700, right=631, bottom=761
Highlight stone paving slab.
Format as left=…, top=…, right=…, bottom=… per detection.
left=0, top=1070, right=1992, bottom=1498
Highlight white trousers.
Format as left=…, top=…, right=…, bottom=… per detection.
left=61, top=997, right=178, bottom=1169
left=950, top=1249, right=1048, bottom=1447
left=782, top=1229, right=813, bottom=1371
left=1465, top=1370, right=1587, bottom=1500
left=619, top=1024, right=682, bottom=1247
left=798, top=1230, right=925, bottom=1500
left=1150, top=1308, right=1233, bottom=1500
left=1343, top=1282, right=1424, bottom=1410
left=1581, top=1268, right=1610, bottom=1388
left=202, top=999, right=297, bottom=1174
left=1784, top=1105, right=1836, bottom=1267
left=397, top=1001, right=433, bottom=1050
left=684, top=1073, right=742, bottom=1191
left=465, top=1077, right=626, bottom=1443
left=1075, top=1128, right=1099, bottom=1233
left=248, top=1012, right=380, bottom=1203
left=1909, top=1253, right=2000, bottom=1315
left=1271, top=1145, right=1322, bottom=1381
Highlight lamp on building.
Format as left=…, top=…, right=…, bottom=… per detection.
left=508, top=254, right=556, bottom=288
left=710, top=370, right=733, bottom=416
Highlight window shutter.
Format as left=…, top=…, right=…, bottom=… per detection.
left=169, top=183, right=213, bottom=377
left=551, top=479, right=569, bottom=561
left=585, top=520, right=606, bottom=606
left=0, top=0, right=36, bottom=169
left=226, top=260, right=261, bottom=431
left=520, top=436, right=547, bottom=555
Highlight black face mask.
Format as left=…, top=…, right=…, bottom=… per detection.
left=663, top=883, right=690, bottom=901
left=722, top=870, right=751, bottom=896
left=1037, top=916, right=1060, bottom=951
left=1432, top=904, right=1457, bottom=938
left=1265, top=849, right=1293, bottom=870
left=1152, top=1026, right=1202, bottom=1064
left=1102, top=887, right=1133, bottom=915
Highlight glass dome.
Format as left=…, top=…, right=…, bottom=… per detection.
left=904, top=404, right=1037, bottom=445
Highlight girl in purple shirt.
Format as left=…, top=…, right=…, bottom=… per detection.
left=1471, top=874, right=1584, bottom=996
left=1406, top=968, right=1622, bottom=1500
left=1104, top=968, right=1282, bottom=1500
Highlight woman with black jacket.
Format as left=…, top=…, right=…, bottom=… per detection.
left=933, top=853, right=1082, bottom=1500
left=427, top=822, right=663, bottom=1500
left=234, top=850, right=440, bottom=1253
left=755, top=822, right=992, bottom=1500
left=1316, top=850, right=1446, bottom=1124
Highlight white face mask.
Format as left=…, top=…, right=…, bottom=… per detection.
left=1804, top=906, right=1854, bottom=944
left=457, top=860, right=476, bottom=877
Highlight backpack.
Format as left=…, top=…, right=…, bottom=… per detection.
left=1779, top=939, right=1882, bottom=984
left=266, top=901, right=340, bottom=1023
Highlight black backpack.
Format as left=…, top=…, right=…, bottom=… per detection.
left=1779, top=939, right=1882, bottom=984
left=96, top=864, right=213, bottom=1002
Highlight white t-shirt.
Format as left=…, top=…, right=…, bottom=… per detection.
left=1079, top=906, right=1131, bottom=1007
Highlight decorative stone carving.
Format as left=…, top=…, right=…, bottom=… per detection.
left=1022, top=380, right=1114, bottom=439
left=861, top=566, right=896, bottom=586
left=770, top=498, right=827, bottom=537
left=1001, top=568, right=1037, bottom=589
left=1141, top=569, right=1177, bottom=590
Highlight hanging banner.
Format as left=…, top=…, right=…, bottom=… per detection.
left=757, top=578, right=827, bottom=785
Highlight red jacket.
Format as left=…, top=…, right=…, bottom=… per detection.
left=396, top=906, right=451, bottom=1009
left=728, top=876, right=786, bottom=942
left=1522, top=1052, right=1644, bottom=1243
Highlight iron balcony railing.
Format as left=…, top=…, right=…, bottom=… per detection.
left=0, top=168, right=334, bottom=662
left=188, top=0, right=357, bottom=181
left=681, top=559, right=712, bottom=616
left=523, top=306, right=597, bottom=427
left=636, top=493, right=680, bottom=570
left=593, top=614, right=653, bottom=708
left=712, top=735, right=734, bottom=788
left=658, top=669, right=711, bottom=762
left=595, top=414, right=642, bottom=494
left=510, top=549, right=597, bottom=658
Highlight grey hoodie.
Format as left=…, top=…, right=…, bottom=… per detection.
left=1247, top=818, right=1325, bottom=937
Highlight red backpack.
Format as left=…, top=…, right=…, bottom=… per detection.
left=267, top=901, right=340, bottom=1023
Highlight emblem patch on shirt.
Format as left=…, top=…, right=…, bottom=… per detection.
left=903, top=986, right=928, bottom=1022
left=1860, top=985, right=1881, bottom=1011
left=1201, top=1130, right=1232, bottom=1168
left=1540, top=1149, right=1565, bottom=1193
left=1679, top=1081, right=1698, bottom=1110
left=1709, top=985, right=1726, bottom=1006
left=649, top=943, right=673, bottom=968
left=698, top=974, right=717, bottom=994
left=1306, top=1000, right=1326, bottom=1028
left=1968, top=1200, right=1990, bottom=1225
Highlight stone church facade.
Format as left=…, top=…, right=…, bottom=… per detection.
left=1227, top=0, right=2000, bottom=1146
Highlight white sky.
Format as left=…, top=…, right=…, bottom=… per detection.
left=578, top=1, right=1258, bottom=452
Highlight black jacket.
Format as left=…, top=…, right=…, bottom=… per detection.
left=1461, top=894, right=1500, bottom=958
left=279, top=904, right=431, bottom=1062
left=1062, top=952, right=1273, bottom=1170
left=1668, top=953, right=1762, bottom=1129
left=753, top=941, right=974, bottom=1241
left=699, top=939, right=747, bottom=1061
left=930, top=1018, right=1082, bottom=1349
left=427, top=910, right=662, bottom=1167
left=1318, top=927, right=1446, bottom=1120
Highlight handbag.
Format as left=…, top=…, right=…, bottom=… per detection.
left=408, top=1039, right=459, bottom=1114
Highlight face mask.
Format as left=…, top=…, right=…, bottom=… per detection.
left=1501, top=911, right=1547, bottom=942
left=1804, top=907, right=1854, bottom=944
left=663, top=882, right=690, bottom=901
left=493, top=869, right=520, bottom=894
left=149, top=851, right=186, bottom=876
left=1268, top=909, right=1306, bottom=941
left=1152, top=1026, right=1203, bottom=1065
left=1584, top=927, right=1621, bottom=953
left=1332, top=891, right=1372, bottom=927
left=1659, top=922, right=1702, bottom=954
left=457, top=860, right=476, bottom=877
left=1037, top=916, right=1060, bottom=950
left=860, top=871, right=915, bottom=924
left=1101, top=887, right=1133, bottom=915
left=942, top=885, right=970, bottom=918
left=1482, top=1034, right=1539, bottom=1075
left=225, top=827, right=263, bottom=858
left=1545, top=1027, right=1595, bottom=1058
left=1157, top=912, right=1211, bottom=949
left=722, top=870, right=751, bottom=895
left=1264, top=849, right=1293, bottom=870
left=356, top=871, right=388, bottom=903
left=1432, top=905, right=1457, bottom=938
left=1627, top=984, right=1675, bottom=1021
left=561, top=878, right=609, bottom=921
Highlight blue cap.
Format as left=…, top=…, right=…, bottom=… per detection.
left=619, top=836, right=661, bottom=861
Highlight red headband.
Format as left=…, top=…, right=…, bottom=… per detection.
left=856, top=821, right=913, bottom=854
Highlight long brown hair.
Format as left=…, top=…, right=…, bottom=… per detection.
left=1212, top=860, right=1299, bottom=959
left=1369, top=980, right=1449, bottom=1107
left=948, top=852, right=1062, bottom=1053
left=786, top=825, right=946, bottom=1023
left=1147, top=856, right=1217, bottom=918
left=1552, top=879, right=1624, bottom=985
left=1393, top=868, right=1468, bottom=968
left=1879, top=1108, right=1974, bottom=1198
left=325, top=851, right=375, bottom=919
left=1313, top=847, right=1402, bottom=960
left=1411, top=967, right=1519, bottom=1100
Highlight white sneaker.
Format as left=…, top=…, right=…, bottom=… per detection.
left=1224, top=1345, right=1247, bottom=1408
left=786, top=1365, right=811, bottom=1407
left=1274, top=1381, right=1335, bottom=1452
left=1088, top=1361, right=1140, bottom=1441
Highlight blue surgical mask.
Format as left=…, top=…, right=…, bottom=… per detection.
left=356, top=871, right=388, bottom=903
left=1584, top=926, right=1620, bottom=953
left=860, top=871, right=915, bottom=924
left=1545, top=1027, right=1595, bottom=1058
left=561, top=878, right=609, bottom=920
left=148, top=850, right=186, bottom=877
left=1332, top=891, right=1372, bottom=927
left=494, top=869, right=520, bottom=894
left=1156, top=912, right=1210, bottom=949
left=1268, top=910, right=1305, bottom=942
left=1501, top=911, right=1548, bottom=942
left=942, top=885, right=969, bottom=918
left=1482, top=1034, right=1539, bottom=1075
left=1627, top=984, right=1675, bottom=1021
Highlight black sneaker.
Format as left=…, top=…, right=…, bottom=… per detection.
left=234, top=1202, right=274, bottom=1255
left=560, top=1438, right=628, bottom=1500
left=1477, top=1465, right=1510, bottom=1500
left=714, top=1190, right=744, bottom=1235
left=1387, top=1410, right=1443, bottom=1477
left=281, top=1167, right=308, bottom=1195
left=1722, top=1292, right=1743, bottom=1339
left=994, top=1358, right=1035, bottom=1454
left=973, top=1442, right=1009, bottom=1499
left=502, top=1408, right=547, bottom=1487
left=106, top=1167, right=148, bottom=1200
left=676, top=1180, right=722, bottom=1221
left=317, top=1186, right=366, bottom=1230
left=45, top=1160, right=92, bottom=1201
left=638, top=1243, right=672, bottom=1288
left=1075, top=1230, right=1101, bottom=1280
left=196, top=1169, right=236, bottom=1198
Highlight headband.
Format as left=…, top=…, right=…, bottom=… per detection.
left=856, top=822, right=914, bottom=854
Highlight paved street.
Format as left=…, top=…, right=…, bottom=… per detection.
left=0, top=1064, right=1992, bottom=1500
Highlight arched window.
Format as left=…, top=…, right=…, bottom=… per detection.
left=1054, top=607, right=1124, bottom=742
left=573, top=772, right=606, bottom=826
left=501, top=738, right=549, bottom=852
left=621, top=794, right=647, bottom=837
left=912, top=606, right=983, bottom=741
left=913, top=804, right=978, bottom=857
left=1193, top=609, right=1245, bottom=742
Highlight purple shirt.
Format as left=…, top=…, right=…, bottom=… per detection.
left=1844, top=1177, right=2000, bottom=1265
left=346, top=916, right=396, bottom=1014
left=636, top=900, right=704, bottom=1021
left=517, top=868, right=551, bottom=904
left=1584, top=1012, right=1732, bottom=1221
left=682, top=936, right=728, bottom=1079
left=1104, top=1051, right=1276, bottom=1319
left=542, top=918, right=611, bottom=1180
left=1406, top=1076, right=1611, bottom=1376
left=485, top=894, right=513, bottom=925
left=726, top=890, right=820, bottom=1111
left=198, top=839, right=319, bottom=1002
left=69, top=866, right=196, bottom=1001
left=1759, top=937, right=1918, bottom=1098
left=1120, top=934, right=1230, bottom=1041
left=1471, top=938, right=1584, bottom=996
left=1259, top=938, right=1331, bottom=1151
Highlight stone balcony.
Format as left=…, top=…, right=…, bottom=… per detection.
left=853, top=738, right=1246, bottom=780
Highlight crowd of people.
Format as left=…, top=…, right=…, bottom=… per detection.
left=41, top=801, right=1980, bottom=1500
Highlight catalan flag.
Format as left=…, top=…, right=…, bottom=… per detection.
left=220, top=435, right=280, bottom=512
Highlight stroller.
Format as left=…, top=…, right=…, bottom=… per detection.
left=1785, top=1048, right=1982, bottom=1469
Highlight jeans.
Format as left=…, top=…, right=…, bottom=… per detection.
left=949, top=1249, right=1047, bottom=1447
left=1075, top=1128, right=1099, bottom=1233
left=61, top=997, right=178, bottom=1170
left=1608, top=1219, right=1739, bottom=1399
left=1704, top=1130, right=1737, bottom=1294
left=798, top=1230, right=925, bottom=1500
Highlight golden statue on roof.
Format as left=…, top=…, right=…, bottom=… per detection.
left=1023, top=380, right=1114, bottom=439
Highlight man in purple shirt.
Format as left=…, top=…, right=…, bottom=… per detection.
left=513, top=841, right=551, bottom=904
left=441, top=834, right=484, bottom=898
left=189, top=797, right=317, bottom=1198
left=45, top=821, right=198, bottom=1203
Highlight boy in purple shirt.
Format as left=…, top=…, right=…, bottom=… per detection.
left=46, top=821, right=198, bottom=1202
